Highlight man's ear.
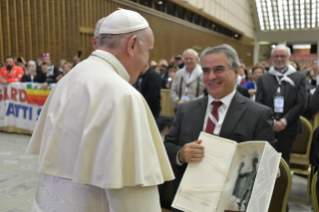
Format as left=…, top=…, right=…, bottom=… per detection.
left=126, top=35, right=138, bottom=57
left=234, top=67, right=240, bottom=79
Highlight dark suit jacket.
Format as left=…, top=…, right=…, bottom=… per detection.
left=310, top=85, right=319, bottom=115
left=164, top=92, right=276, bottom=194
left=140, top=68, right=162, bottom=116
left=256, top=71, right=307, bottom=136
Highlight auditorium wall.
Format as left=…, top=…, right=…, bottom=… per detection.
left=0, top=0, right=254, bottom=66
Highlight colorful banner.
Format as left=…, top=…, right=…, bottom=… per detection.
left=0, top=83, right=54, bottom=134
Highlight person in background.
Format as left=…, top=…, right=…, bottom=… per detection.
left=134, top=63, right=162, bottom=126
left=256, top=44, right=307, bottom=166
left=166, top=68, right=176, bottom=89
left=63, top=62, right=73, bottom=75
left=21, top=60, right=40, bottom=83
left=169, top=48, right=205, bottom=106
left=150, top=60, right=157, bottom=69
left=154, top=65, right=161, bottom=74
left=92, top=17, right=106, bottom=50
left=243, top=66, right=265, bottom=101
left=236, top=63, right=247, bottom=86
left=290, top=60, right=300, bottom=71
left=310, top=60, right=319, bottom=86
left=16, top=57, right=27, bottom=72
left=40, top=53, right=62, bottom=89
left=0, top=56, right=24, bottom=84
left=58, top=59, right=67, bottom=73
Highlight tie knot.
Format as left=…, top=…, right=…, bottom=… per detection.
left=212, top=101, right=222, bottom=109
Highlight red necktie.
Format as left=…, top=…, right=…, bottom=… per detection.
left=205, top=101, right=223, bottom=134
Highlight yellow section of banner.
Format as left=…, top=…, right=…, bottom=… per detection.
left=26, top=89, right=51, bottom=96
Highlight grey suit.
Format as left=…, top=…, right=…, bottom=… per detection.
left=256, top=71, right=307, bottom=165
left=164, top=92, right=276, bottom=211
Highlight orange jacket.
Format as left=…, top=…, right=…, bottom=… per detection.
left=0, top=65, right=24, bottom=83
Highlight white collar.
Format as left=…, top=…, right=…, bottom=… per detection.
left=207, top=89, right=236, bottom=109
left=95, top=50, right=130, bottom=82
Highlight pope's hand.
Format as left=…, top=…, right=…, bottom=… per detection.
left=178, top=140, right=204, bottom=163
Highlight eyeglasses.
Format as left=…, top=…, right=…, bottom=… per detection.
left=272, top=55, right=287, bottom=59
left=42, top=53, right=50, bottom=57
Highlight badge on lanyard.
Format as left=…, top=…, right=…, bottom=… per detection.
left=274, top=96, right=284, bottom=113
left=181, top=95, right=190, bottom=102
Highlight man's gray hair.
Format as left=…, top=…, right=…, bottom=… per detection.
left=271, top=44, right=291, bottom=58
left=183, top=48, right=199, bottom=58
left=27, top=60, right=36, bottom=67
left=97, top=28, right=148, bottom=49
left=94, top=17, right=106, bottom=38
left=200, top=44, right=240, bottom=70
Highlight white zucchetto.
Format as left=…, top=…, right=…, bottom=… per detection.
left=99, top=8, right=149, bottom=34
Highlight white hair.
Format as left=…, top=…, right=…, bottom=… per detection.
left=97, top=28, right=149, bottom=49
left=183, top=48, right=199, bottom=58
left=94, top=17, right=106, bottom=38
left=271, top=44, right=291, bottom=58
left=27, top=60, right=36, bottom=67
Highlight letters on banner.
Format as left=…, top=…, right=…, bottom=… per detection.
left=0, top=83, right=54, bottom=132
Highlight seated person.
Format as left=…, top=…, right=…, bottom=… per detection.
left=0, top=56, right=24, bottom=84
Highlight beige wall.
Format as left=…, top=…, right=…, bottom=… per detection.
left=187, top=0, right=255, bottom=39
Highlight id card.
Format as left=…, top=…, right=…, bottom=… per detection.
left=181, top=95, right=190, bottom=102
left=274, top=96, right=284, bottom=113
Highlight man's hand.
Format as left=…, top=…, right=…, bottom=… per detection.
left=248, top=89, right=256, bottom=97
left=41, top=65, right=47, bottom=74
left=273, top=120, right=286, bottom=132
left=177, top=100, right=185, bottom=106
left=41, top=82, right=48, bottom=90
left=0, top=79, right=8, bottom=84
left=178, top=140, right=204, bottom=163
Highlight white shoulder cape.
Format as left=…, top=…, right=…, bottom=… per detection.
left=27, top=50, right=175, bottom=188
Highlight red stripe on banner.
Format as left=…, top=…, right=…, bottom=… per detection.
left=26, top=94, right=49, bottom=106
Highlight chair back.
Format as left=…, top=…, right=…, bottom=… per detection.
left=312, top=172, right=319, bottom=212
left=291, top=116, right=313, bottom=157
left=268, top=158, right=292, bottom=212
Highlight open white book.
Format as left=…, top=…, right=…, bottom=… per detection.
left=172, top=132, right=281, bottom=212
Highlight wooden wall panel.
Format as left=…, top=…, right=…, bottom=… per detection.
left=0, top=0, right=253, bottom=66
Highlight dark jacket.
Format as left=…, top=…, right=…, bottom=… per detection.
left=139, top=68, right=162, bottom=116
left=36, top=64, right=61, bottom=83
left=256, top=71, right=307, bottom=136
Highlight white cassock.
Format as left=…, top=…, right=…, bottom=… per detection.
left=27, top=50, right=175, bottom=212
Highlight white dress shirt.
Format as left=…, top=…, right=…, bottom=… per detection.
left=176, top=89, right=236, bottom=165
left=203, top=89, right=236, bottom=135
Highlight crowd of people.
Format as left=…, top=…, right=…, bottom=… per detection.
left=0, top=53, right=80, bottom=89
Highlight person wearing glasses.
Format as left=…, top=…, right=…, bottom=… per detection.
left=165, top=45, right=276, bottom=212
left=256, top=44, right=307, bottom=166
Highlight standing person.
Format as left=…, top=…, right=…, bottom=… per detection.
left=243, top=66, right=265, bottom=101
left=38, top=53, right=62, bottom=89
left=169, top=48, right=205, bottom=106
left=165, top=45, right=276, bottom=212
left=135, top=64, right=162, bottom=126
left=27, top=9, right=174, bottom=212
left=256, top=44, right=307, bottom=166
left=0, top=56, right=24, bottom=84
left=21, top=60, right=40, bottom=83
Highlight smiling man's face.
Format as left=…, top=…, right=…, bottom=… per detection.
left=202, top=53, right=238, bottom=99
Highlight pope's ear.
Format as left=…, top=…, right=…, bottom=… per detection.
left=126, top=35, right=138, bottom=57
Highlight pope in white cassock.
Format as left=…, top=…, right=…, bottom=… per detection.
left=27, top=9, right=175, bottom=212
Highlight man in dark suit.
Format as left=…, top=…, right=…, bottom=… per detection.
left=164, top=44, right=276, bottom=212
left=134, top=63, right=162, bottom=126
left=256, top=44, right=307, bottom=166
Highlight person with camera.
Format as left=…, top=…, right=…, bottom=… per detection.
left=0, top=56, right=24, bottom=84
left=38, top=53, right=62, bottom=89
left=21, top=60, right=40, bottom=83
